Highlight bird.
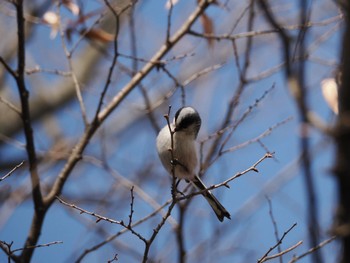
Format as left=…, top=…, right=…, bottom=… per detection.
left=156, top=106, right=231, bottom=222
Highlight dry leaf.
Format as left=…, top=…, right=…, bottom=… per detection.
left=62, top=0, right=80, bottom=15
left=165, top=0, right=179, bottom=9
left=43, top=11, right=59, bottom=25
left=81, top=28, right=115, bottom=43
left=200, top=12, right=214, bottom=47
left=321, top=78, right=338, bottom=114
left=42, top=11, right=59, bottom=39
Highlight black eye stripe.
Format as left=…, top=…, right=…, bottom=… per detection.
left=174, top=107, right=185, bottom=123
left=176, top=114, right=201, bottom=130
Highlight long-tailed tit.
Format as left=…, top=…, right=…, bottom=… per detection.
left=156, top=106, right=231, bottom=222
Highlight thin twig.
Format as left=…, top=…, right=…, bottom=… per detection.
left=266, top=196, right=283, bottom=263
left=75, top=198, right=174, bottom=262
left=176, top=152, right=272, bottom=201
left=0, top=161, right=25, bottom=182
left=11, top=241, right=63, bottom=254
left=128, top=186, right=135, bottom=227
left=220, top=117, right=292, bottom=155
left=57, top=3, right=88, bottom=127
left=261, top=241, right=303, bottom=262
left=94, top=0, right=121, bottom=120
left=0, top=96, right=21, bottom=116
left=0, top=56, right=17, bottom=78
left=188, top=14, right=343, bottom=42
left=288, top=236, right=337, bottom=263
left=56, top=196, right=122, bottom=224
left=258, top=222, right=298, bottom=262
left=164, top=106, right=178, bottom=199
left=0, top=240, right=63, bottom=256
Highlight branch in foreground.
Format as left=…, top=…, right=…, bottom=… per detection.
left=177, top=152, right=273, bottom=202
left=56, top=196, right=147, bottom=244
left=0, top=161, right=24, bottom=182
left=0, top=240, right=62, bottom=258
left=258, top=222, right=298, bottom=263
left=218, top=152, right=273, bottom=188
left=75, top=198, right=174, bottom=262
left=56, top=196, right=122, bottom=224
left=56, top=195, right=178, bottom=263
left=266, top=196, right=282, bottom=259
left=260, top=241, right=303, bottom=263
left=288, top=236, right=337, bottom=263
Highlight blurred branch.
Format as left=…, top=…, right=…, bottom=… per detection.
left=257, top=2, right=322, bottom=262
left=0, top=96, right=21, bottom=115
left=58, top=3, right=88, bottom=127
left=334, top=2, right=350, bottom=263
left=0, top=240, right=62, bottom=262
left=188, top=14, right=343, bottom=42
left=201, top=0, right=256, bottom=173
left=266, top=196, right=283, bottom=262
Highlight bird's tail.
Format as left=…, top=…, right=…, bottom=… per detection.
left=192, top=176, right=231, bottom=222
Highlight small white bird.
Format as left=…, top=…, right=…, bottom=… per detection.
left=156, top=106, right=231, bottom=222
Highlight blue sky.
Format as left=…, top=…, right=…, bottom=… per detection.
left=0, top=0, right=342, bottom=262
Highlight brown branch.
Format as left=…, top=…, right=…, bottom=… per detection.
left=0, top=160, right=24, bottom=182
left=266, top=196, right=283, bottom=262
left=188, top=14, right=343, bottom=42
left=220, top=117, right=292, bottom=155
left=11, top=241, right=63, bottom=254
left=176, top=152, right=273, bottom=202
left=96, top=0, right=215, bottom=124
left=200, top=1, right=255, bottom=173
left=258, top=2, right=322, bottom=262
left=288, top=236, right=337, bottom=263
left=56, top=196, right=147, bottom=243
left=2, top=2, right=216, bottom=262
left=56, top=196, right=122, bottom=224
left=45, top=0, right=215, bottom=205
left=0, top=56, right=17, bottom=78
left=261, top=241, right=303, bottom=262
left=258, top=222, right=298, bottom=263
left=57, top=4, right=88, bottom=127
left=334, top=3, right=350, bottom=263
left=0, top=96, right=21, bottom=116
left=0, top=240, right=62, bottom=262
left=93, top=0, right=121, bottom=120
left=7, top=2, right=46, bottom=261
left=75, top=198, right=174, bottom=262
left=142, top=200, right=177, bottom=263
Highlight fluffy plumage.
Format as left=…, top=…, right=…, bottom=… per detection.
left=156, top=107, right=231, bottom=222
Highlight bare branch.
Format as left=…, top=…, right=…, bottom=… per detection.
left=0, top=56, right=17, bottom=78
left=11, top=241, right=63, bottom=254
left=258, top=222, right=298, bottom=263
left=266, top=196, right=283, bottom=262
left=288, top=236, right=337, bottom=263
left=0, top=96, right=21, bottom=116
left=261, top=241, right=303, bottom=262
left=56, top=196, right=122, bottom=224
left=57, top=4, right=88, bottom=127
left=0, top=160, right=24, bottom=182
